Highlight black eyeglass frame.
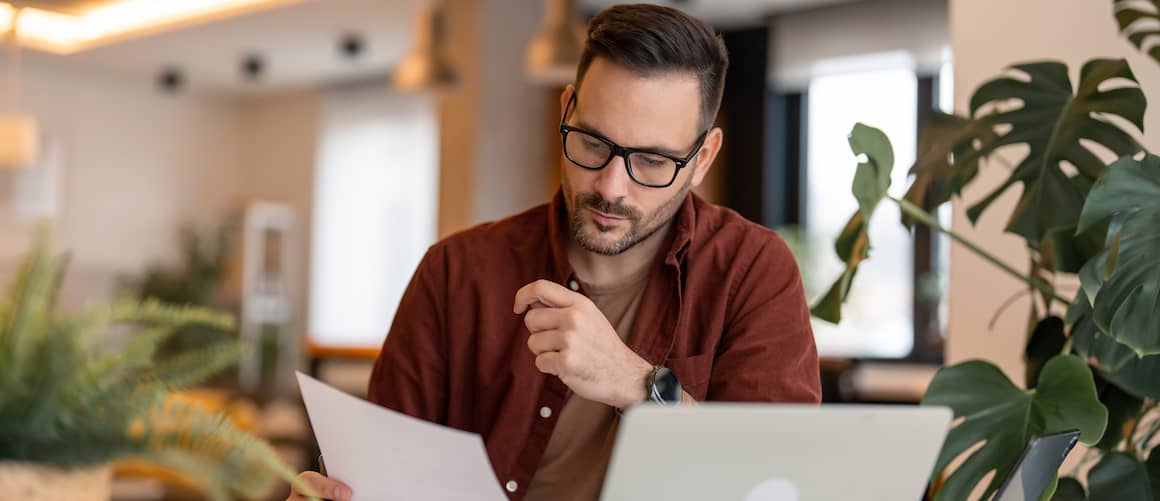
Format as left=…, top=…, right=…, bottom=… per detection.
left=558, top=94, right=709, bottom=189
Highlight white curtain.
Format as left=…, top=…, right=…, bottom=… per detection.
left=309, top=84, right=437, bottom=348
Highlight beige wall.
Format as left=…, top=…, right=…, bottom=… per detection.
left=0, top=60, right=245, bottom=310
left=437, top=0, right=555, bottom=238
left=948, top=0, right=1160, bottom=379
left=235, top=91, right=321, bottom=331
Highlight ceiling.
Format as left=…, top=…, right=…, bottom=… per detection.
left=31, top=0, right=423, bottom=95
left=15, top=0, right=849, bottom=96
left=580, top=0, right=858, bottom=26
left=17, top=0, right=109, bottom=15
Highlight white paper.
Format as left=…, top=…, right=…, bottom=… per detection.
left=295, top=372, right=508, bottom=501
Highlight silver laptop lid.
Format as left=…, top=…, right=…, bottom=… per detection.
left=601, top=404, right=951, bottom=501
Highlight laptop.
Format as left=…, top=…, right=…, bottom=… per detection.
left=992, top=429, right=1081, bottom=501
left=600, top=404, right=952, bottom=501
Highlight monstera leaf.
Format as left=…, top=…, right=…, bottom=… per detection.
left=957, top=59, right=1145, bottom=251
left=1093, top=372, right=1145, bottom=451
left=922, top=355, right=1107, bottom=501
left=1069, top=295, right=1138, bottom=371
left=1114, top=0, right=1160, bottom=64
left=902, top=111, right=1004, bottom=228
left=1051, top=477, right=1086, bottom=501
left=1025, top=316, right=1067, bottom=388
left=810, top=124, right=891, bottom=323
left=1076, top=154, right=1160, bottom=355
left=1098, top=353, right=1160, bottom=400
left=1088, top=452, right=1153, bottom=500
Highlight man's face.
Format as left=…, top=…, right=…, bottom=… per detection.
left=560, top=58, right=715, bottom=256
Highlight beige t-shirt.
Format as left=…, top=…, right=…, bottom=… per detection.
left=523, top=267, right=651, bottom=501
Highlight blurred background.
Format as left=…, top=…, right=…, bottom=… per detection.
left=0, top=0, right=1156, bottom=499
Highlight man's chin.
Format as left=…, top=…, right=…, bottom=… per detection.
left=577, top=227, right=633, bottom=256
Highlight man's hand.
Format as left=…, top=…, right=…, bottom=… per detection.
left=287, top=471, right=351, bottom=501
left=514, top=279, right=653, bottom=409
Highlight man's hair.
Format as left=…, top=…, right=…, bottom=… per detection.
left=575, top=4, right=729, bottom=133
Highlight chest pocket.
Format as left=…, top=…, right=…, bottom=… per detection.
left=664, top=352, right=714, bottom=401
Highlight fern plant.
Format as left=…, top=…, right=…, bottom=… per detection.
left=0, top=231, right=317, bottom=501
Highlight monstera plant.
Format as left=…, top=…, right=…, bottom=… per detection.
left=813, top=3, right=1160, bottom=498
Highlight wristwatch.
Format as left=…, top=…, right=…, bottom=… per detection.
left=646, top=365, right=683, bottom=405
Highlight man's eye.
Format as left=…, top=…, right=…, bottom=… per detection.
left=636, top=155, right=668, bottom=167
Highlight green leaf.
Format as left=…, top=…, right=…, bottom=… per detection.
left=1043, top=190, right=1109, bottom=275
left=1100, top=353, right=1160, bottom=400
left=850, top=122, right=894, bottom=223
left=1069, top=295, right=1137, bottom=371
left=1076, top=154, right=1160, bottom=355
left=1088, top=452, right=1152, bottom=501
left=1050, top=477, right=1086, bottom=501
left=1114, top=0, right=1160, bottom=65
left=959, top=59, right=1145, bottom=248
left=810, top=212, right=868, bottom=323
left=810, top=123, right=894, bottom=323
left=1026, top=316, right=1067, bottom=388
left=1092, top=372, right=1144, bottom=451
left=902, top=112, right=988, bottom=226
left=1149, top=450, right=1160, bottom=494
left=922, top=355, right=1108, bottom=500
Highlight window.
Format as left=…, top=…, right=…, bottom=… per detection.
left=308, top=86, right=438, bottom=348
left=804, top=52, right=918, bottom=359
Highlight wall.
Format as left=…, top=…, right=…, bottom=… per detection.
left=947, top=0, right=1160, bottom=379
left=235, top=91, right=320, bottom=333
left=437, top=0, right=555, bottom=237
left=769, top=0, right=949, bottom=92
left=0, top=59, right=245, bottom=311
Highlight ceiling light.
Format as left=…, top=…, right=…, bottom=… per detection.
left=392, top=4, right=457, bottom=92
left=0, top=0, right=299, bottom=54
left=525, top=0, right=585, bottom=85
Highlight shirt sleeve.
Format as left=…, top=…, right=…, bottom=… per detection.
left=367, top=244, right=450, bottom=423
left=708, top=233, right=822, bottom=403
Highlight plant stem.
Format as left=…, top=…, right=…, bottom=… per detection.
left=891, top=196, right=1072, bottom=305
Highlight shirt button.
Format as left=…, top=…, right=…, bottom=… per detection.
left=506, top=480, right=519, bottom=493
left=539, top=406, right=552, bottom=418
left=568, top=279, right=579, bottom=291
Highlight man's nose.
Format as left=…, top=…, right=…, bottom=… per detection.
left=593, top=154, right=632, bottom=202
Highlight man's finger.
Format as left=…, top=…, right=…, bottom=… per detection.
left=523, top=307, right=565, bottom=333
left=534, top=351, right=564, bottom=375
left=292, top=471, right=351, bottom=501
left=514, top=279, right=577, bottom=314
left=527, top=330, right=566, bottom=355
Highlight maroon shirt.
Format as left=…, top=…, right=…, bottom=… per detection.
left=368, top=190, right=821, bottom=500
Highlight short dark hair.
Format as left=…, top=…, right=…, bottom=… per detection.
left=575, top=4, right=729, bottom=133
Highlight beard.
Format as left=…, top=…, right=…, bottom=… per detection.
left=563, top=173, right=692, bottom=256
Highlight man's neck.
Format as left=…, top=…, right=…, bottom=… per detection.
left=567, top=220, right=674, bottom=290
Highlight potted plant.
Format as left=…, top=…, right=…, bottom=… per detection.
left=0, top=231, right=317, bottom=501
left=812, top=2, right=1160, bottom=499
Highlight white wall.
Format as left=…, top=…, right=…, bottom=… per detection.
left=0, top=60, right=245, bottom=311
left=948, top=0, right=1160, bottom=379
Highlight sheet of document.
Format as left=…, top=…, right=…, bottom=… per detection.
left=295, top=372, right=507, bottom=501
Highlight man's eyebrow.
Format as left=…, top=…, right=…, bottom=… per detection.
left=573, top=119, right=687, bottom=157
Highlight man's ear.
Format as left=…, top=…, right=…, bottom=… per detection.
left=559, top=85, right=575, bottom=119
left=690, top=127, right=723, bottom=187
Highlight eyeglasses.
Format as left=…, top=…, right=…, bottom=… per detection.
left=559, top=94, right=708, bottom=189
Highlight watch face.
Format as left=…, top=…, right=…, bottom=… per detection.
left=650, top=366, right=683, bottom=405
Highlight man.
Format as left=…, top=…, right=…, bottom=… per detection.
left=289, top=4, right=819, bottom=500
